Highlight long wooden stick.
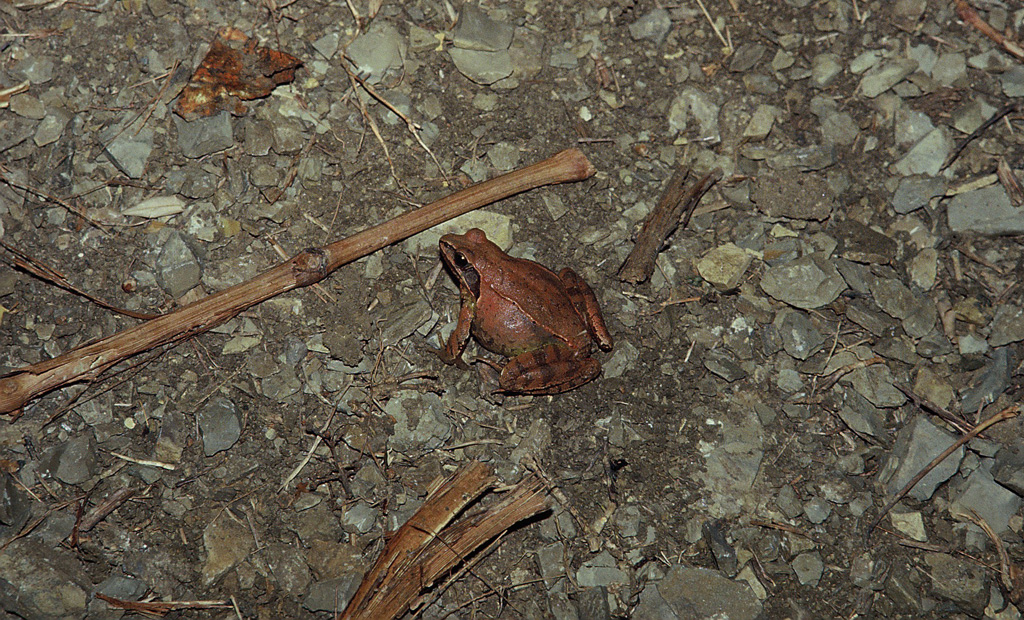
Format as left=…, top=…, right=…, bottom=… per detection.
left=0, top=149, right=596, bottom=416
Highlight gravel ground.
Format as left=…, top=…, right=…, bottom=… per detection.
left=3, top=0, right=1024, bottom=618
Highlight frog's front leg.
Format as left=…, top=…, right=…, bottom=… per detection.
left=499, top=344, right=601, bottom=395
left=438, top=300, right=475, bottom=370
left=557, top=268, right=614, bottom=351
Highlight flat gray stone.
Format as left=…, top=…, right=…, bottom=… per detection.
left=537, top=542, right=567, bottom=589
left=449, top=48, right=514, bottom=85
left=950, top=467, right=1021, bottom=535
left=989, top=304, right=1024, bottom=346
left=695, top=243, right=752, bottom=292
left=197, top=396, right=242, bottom=456
left=202, top=517, right=254, bottom=586
left=655, top=565, right=763, bottom=620
left=948, top=185, right=1024, bottom=234
left=923, top=552, right=988, bottom=613
left=820, top=110, right=859, bottom=146
left=96, top=574, right=149, bottom=600
left=105, top=125, right=155, bottom=179
left=774, top=309, right=825, bottom=360
left=1001, top=65, right=1024, bottom=97
left=993, top=445, right=1024, bottom=496
left=760, top=253, right=846, bottom=309
left=803, top=496, right=832, bottom=524
left=961, top=347, right=1012, bottom=414
left=46, top=433, right=98, bottom=485
left=843, top=362, right=906, bottom=408
left=576, top=551, right=627, bottom=587
left=893, top=127, right=951, bottom=177
left=13, top=55, right=55, bottom=83
left=879, top=416, right=963, bottom=501
left=156, top=231, right=202, bottom=298
left=34, top=109, right=70, bottom=147
left=792, top=552, right=824, bottom=586
left=453, top=4, right=514, bottom=52
left=812, top=53, right=843, bottom=87
left=174, top=111, right=234, bottom=159
left=668, top=87, right=721, bottom=144
left=751, top=172, right=834, bottom=221
left=769, top=143, right=837, bottom=171
left=859, top=58, right=918, bottom=98
left=304, top=576, right=361, bottom=612
left=385, top=392, right=452, bottom=451
left=0, top=539, right=91, bottom=618
left=0, top=474, right=30, bottom=536
left=9, top=94, right=45, bottom=119
left=892, top=175, right=946, bottom=214
left=346, top=23, right=406, bottom=83
left=262, top=543, right=312, bottom=596
left=835, top=219, right=896, bottom=264
left=870, top=277, right=919, bottom=320
left=932, top=52, right=966, bottom=86
left=628, top=8, right=672, bottom=45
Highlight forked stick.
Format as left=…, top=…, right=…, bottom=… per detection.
left=0, top=149, right=596, bottom=416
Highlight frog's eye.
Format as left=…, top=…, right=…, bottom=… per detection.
left=452, top=251, right=469, bottom=269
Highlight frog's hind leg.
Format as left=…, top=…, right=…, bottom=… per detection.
left=499, top=344, right=601, bottom=395
left=558, top=268, right=614, bottom=351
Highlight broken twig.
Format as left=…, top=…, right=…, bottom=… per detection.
left=618, top=167, right=722, bottom=284
left=955, top=0, right=1024, bottom=60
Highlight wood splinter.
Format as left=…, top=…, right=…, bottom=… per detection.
left=618, top=166, right=722, bottom=285
left=339, top=461, right=551, bottom=620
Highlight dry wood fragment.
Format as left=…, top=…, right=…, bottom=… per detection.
left=0, top=149, right=595, bottom=417
left=79, top=486, right=138, bottom=532
left=340, top=461, right=551, bottom=620
left=94, top=593, right=232, bottom=617
left=997, top=157, right=1024, bottom=206
left=955, top=0, right=1024, bottom=61
left=618, top=166, right=722, bottom=284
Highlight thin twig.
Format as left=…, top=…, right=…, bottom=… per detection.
left=894, top=383, right=973, bottom=435
left=866, top=405, right=1019, bottom=538
left=1, top=241, right=158, bottom=320
left=341, top=56, right=451, bottom=185
left=618, top=167, right=722, bottom=284
left=0, top=167, right=110, bottom=233
left=940, top=102, right=1021, bottom=172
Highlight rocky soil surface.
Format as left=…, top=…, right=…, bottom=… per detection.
left=2, top=0, right=1024, bottom=618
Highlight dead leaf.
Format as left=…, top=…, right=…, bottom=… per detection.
left=175, top=27, right=302, bottom=121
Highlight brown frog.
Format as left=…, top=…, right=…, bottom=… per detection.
left=437, top=228, right=613, bottom=394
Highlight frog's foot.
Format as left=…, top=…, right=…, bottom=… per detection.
left=468, top=356, right=503, bottom=390
left=427, top=336, right=470, bottom=370
left=557, top=268, right=614, bottom=351
left=498, top=344, right=601, bottom=395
